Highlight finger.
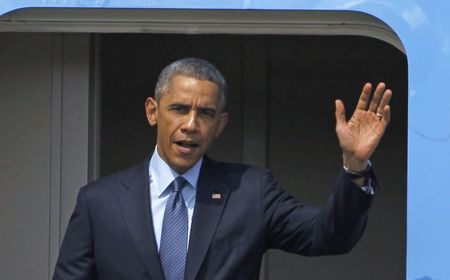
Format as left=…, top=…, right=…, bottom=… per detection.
left=356, top=82, right=372, bottom=110
left=368, top=82, right=386, bottom=113
left=376, top=89, right=392, bottom=115
left=335, top=99, right=346, bottom=128
left=381, top=105, right=391, bottom=128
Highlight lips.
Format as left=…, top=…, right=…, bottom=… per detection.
left=174, top=139, right=199, bottom=153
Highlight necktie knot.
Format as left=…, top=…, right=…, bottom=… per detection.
left=171, top=176, right=186, bottom=193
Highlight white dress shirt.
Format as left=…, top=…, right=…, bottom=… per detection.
left=149, top=147, right=202, bottom=251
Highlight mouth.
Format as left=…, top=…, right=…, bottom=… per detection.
left=174, top=140, right=199, bottom=151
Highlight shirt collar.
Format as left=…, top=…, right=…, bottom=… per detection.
left=149, top=146, right=203, bottom=197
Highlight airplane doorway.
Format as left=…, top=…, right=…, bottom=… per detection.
left=99, top=33, right=407, bottom=279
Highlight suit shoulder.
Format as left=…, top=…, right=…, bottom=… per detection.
left=80, top=160, right=148, bottom=195
left=206, top=157, right=269, bottom=178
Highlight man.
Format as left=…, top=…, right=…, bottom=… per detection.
left=53, top=58, right=391, bottom=280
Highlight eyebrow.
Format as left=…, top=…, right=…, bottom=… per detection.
left=168, top=102, right=189, bottom=108
left=168, top=102, right=217, bottom=114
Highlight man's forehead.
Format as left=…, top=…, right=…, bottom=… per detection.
left=165, top=76, right=219, bottom=98
left=164, top=93, right=218, bottom=108
left=168, top=74, right=218, bottom=88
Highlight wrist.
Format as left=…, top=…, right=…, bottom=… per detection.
left=343, top=160, right=372, bottom=179
left=342, top=154, right=369, bottom=172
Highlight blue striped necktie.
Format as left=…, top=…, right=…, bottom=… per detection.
left=160, top=176, right=188, bottom=280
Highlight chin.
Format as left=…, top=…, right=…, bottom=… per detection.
left=172, top=161, right=196, bottom=174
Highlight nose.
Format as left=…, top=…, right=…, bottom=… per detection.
left=180, top=111, right=199, bottom=133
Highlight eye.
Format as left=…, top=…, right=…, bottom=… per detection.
left=170, top=104, right=189, bottom=114
left=200, top=108, right=216, bottom=118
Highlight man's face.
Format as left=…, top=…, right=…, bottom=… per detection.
left=145, top=75, right=228, bottom=174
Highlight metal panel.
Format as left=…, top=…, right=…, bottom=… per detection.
left=0, top=32, right=53, bottom=280
left=0, top=32, right=92, bottom=279
left=49, top=33, right=91, bottom=277
left=49, top=33, right=63, bottom=278
left=58, top=33, right=91, bottom=241
left=0, top=9, right=404, bottom=54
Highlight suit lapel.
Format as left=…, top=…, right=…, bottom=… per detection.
left=185, top=158, right=231, bottom=280
left=117, top=160, right=165, bottom=280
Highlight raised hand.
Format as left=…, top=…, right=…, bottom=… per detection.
left=335, top=82, right=392, bottom=172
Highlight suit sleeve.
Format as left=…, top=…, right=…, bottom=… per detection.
left=263, top=168, right=376, bottom=256
left=53, top=187, right=98, bottom=280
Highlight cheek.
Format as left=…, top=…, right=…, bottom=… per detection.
left=158, top=118, right=180, bottom=137
left=157, top=126, right=174, bottom=145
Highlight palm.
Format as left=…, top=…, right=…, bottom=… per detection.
left=335, top=82, right=392, bottom=167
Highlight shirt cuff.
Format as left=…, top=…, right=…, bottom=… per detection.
left=360, top=178, right=375, bottom=195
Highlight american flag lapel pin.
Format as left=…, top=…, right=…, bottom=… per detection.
left=212, top=193, right=221, bottom=200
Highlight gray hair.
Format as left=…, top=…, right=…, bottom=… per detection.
left=154, top=58, right=227, bottom=110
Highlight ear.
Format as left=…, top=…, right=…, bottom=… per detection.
left=214, top=112, right=229, bottom=138
left=145, top=97, right=158, bottom=126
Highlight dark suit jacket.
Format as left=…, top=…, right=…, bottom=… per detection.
left=53, top=157, right=376, bottom=280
